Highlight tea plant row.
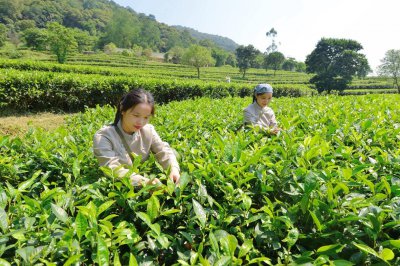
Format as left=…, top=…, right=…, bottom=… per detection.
left=0, top=95, right=399, bottom=265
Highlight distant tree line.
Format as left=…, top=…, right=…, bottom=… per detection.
left=234, top=45, right=306, bottom=78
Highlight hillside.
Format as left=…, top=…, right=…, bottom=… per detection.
left=0, top=0, right=237, bottom=53
left=173, top=25, right=239, bottom=52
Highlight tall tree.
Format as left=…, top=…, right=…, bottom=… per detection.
left=305, top=38, right=371, bottom=93
left=235, top=45, right=259, bottom=78
left=264, top=51, right=285, bottom=76
left=378, top=49, right=400, bottom=93
left=47, top=22, right=77, bottom=63
left=266, top=27, right=278, bottom=53
left=182, top=45, right=215, bottom=78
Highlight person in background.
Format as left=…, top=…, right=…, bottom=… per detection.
left=243, top=83, right=281, bottom=134
left=93, top=89, right=180, bottom=186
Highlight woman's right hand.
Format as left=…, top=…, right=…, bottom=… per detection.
left=147, top=178, right=161, bottom=185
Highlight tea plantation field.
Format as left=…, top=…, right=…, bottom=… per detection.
left=1, top=94, right=399, bottom=265
left=0, top=54, right=398, bottom=113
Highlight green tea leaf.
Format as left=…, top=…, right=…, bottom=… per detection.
left=209, top=231, right=219, bottom=254
left=179, top=172, right=191, bottom=191
left=316, top=244, right=344, bottom=254
left=136, top=212, right=160, bottom=235
left=18, top=170, right=41, bottom=192
left=214, top=256, right=231, bottom=266
left=192, top=199, right=207, bottom=227
left=332, top=260, right=354, bottom=266
left=157, top=235, right=170, bottom=249
left=75, top=211, right=88, bottom=241
left=283, top=228, right=299, bottom=248
left=51, top=203, right=68, bottom=223
left=63, top=255, right=82, bottom=266
left=97, top=200, right=116, bottom=218
left=147, top=195, right=160, bottom=222
left=129, top=253, right=138, bottom=266
left=380, top=248, right=394, bottom=261
left=72, top=158, right=81, bottom=179
left=238, top=239, right=253, bottom=258
left=382, top=240, right=400, bottom=248
left=0, top=208, right=8, bottom=233
left=309, top=210, right=322, bottom=231
left=0, top=258, right=11, bottom=266
left=113, top=251, right=121, bottom=266
left=160, top=208, right=181, bottom=216
left=353, top=242, right=379, bottom=257
left=97, top=235, right=109, bottom=266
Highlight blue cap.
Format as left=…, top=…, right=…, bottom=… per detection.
left=254, top=83, right=273, bottom=94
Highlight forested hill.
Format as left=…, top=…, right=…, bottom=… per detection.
left=0, top=0, right=238, bottom=53
left=173, top=25, right=239, bottom=52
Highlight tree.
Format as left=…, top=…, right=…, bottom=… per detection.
left=266, top=27, right=278, bottom=53
left=282, top=57, right=297, bottom=71
left=22, top=28, right=48, bottom=50
left=139, top=18, right=161, bottom=50
left=296, top=61, right=306, bottom=72
left=47, top=22, right=77, bottom=63
left=0, top=0, right=22, bottom=24
left=165, top=46, right=185, bottom=64
left=0, top=24, right=7, bottom=47
left=182, top=45, right=215, bottom=78
left=305, top=38, right=371, bottom=93
left=211, top=47, right=229, bottom=66
left=99, top=9, right=140, bottom=49
left=71, top=28, right=97, bottom=52
left=236, top=45, right=259, bottom=78
left=225, top=53, right=237, bottom=67
left=378, top=49, right=400, bottom=93
left=264, top=51, right=285, bottom=76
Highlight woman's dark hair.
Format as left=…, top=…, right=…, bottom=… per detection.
left=113, top=89, right=155, bottom=126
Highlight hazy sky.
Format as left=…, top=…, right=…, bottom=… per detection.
left=114, top=0, right=400, bottom=73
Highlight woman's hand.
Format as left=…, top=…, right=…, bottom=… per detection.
left=147, top=178, right=161, bottom=185
left=271, top=127, right=280, bottom=135
left=169, top=167, right=180, bottom=184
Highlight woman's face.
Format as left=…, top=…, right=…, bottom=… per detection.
left=255, top=92, right=272, bottom=108
left=121, top=103, right=152, bottom=134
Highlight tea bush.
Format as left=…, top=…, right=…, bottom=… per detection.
left=0, top=94, right=399, bottom=265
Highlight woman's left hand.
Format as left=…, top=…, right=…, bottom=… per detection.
left=169, top=167, right=180, bottom=184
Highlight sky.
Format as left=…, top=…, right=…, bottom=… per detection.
left=113, top=0, right=400, bottom=74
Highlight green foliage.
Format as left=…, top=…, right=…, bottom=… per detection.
left=165, top=46, right=185, bottom=64
left=182, top=45, right=215, bottom=79
left=305, top=38, right=372, bottom=93
left=236, top=45, right=260, bottom=78
left=0, top=0, right=235, bottom=55
left=173, top=25, right=239, bottom=52
left=0, top=23, right=7, bottom=47
left=1, top=95, right=400, bottom=264
left=378, top=49, right=400, bottom=93
left=47, top=22, right=77, bottom=63
left=0, top=67, right=307, bottom=112
left=22, top=27, right=47, bottom=50
left=103, top=42, right=117, bottom=54
left=264, top=51, right=285, bottom=76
